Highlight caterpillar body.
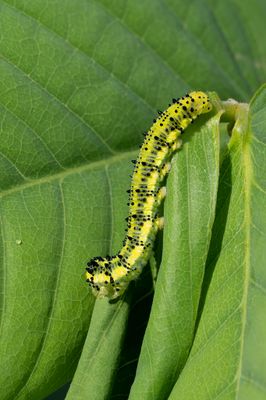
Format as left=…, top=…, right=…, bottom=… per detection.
left=86, top=91, right=212, bottom=299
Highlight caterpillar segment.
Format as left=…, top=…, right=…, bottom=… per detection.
left=86, top=91, right=212, bottom=299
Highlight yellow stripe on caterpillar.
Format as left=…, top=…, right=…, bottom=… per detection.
left=85, top=91, right=212, bottom=299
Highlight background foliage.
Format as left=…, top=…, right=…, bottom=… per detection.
left=0, top=0, right=265, bottom=399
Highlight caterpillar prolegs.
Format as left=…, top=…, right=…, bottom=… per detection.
left=86, top=91, right=212, bottom=299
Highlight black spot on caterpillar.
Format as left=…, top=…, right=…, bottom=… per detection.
left=86, top=91, right=212, bottom=299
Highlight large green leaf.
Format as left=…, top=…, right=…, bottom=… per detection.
left=169, top=86, right=266, bottom=400
left=128, top=112, right=221, bottom=399
left=0, top=1, right=265, bottom=399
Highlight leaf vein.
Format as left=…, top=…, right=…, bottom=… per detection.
left=0, top=101, right=65, bottom=171
left=15, top=181, right=66, bottom=398
left=0, top=53, right=115, bottom=156
left=95, top=0, right=188, bottom=88
left=0, top=150, right=138, bottom=199
left=1, top=0, right=156, bottom=114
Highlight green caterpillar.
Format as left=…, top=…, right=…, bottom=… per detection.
left=86, top=91, right=212, bottom=299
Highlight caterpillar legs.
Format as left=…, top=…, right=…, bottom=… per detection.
left=171, top=138, right=182, bottom=152
left=160, top=163, right=171, bottom=180
left=158, top=186, right=167, bottom=201
left=155, top=217, right=165, bottom=230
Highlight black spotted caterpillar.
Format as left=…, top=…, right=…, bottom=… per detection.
left=86, top=91, right=212, bottom=299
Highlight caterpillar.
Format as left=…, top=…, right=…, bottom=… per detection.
left=86, top=91, right=212, bottom=299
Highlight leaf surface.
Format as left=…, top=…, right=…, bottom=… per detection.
left=0, top=0, right=265, bottom=399
left=129, top=112, right=221, bottom=400
left=169, top=85, right=266, bottom=400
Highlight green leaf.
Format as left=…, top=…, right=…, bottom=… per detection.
left=0, top=0, right=265, bottom=399
left=66, top=297, right=131, bottom=400
left=0, top=153, right=136, bottom=400
left=65, top=159, right=135, bottom=400
left=128, top=112, right=221, bottom=399
left=169, top=86, right=266, bottom=400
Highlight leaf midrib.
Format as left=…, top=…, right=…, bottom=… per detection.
left=0, top=149, right=138, bottom=199
left=235, top=130, right=252, bottom=397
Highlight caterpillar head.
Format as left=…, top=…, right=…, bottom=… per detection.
left=86, top=256, right=126, bottom=299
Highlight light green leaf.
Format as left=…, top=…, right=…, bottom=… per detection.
left=128, top=111, right=221, bottom=399
left=169, top=85, right=266, bottom=400
left=66, top=297, right=130, bottom=400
